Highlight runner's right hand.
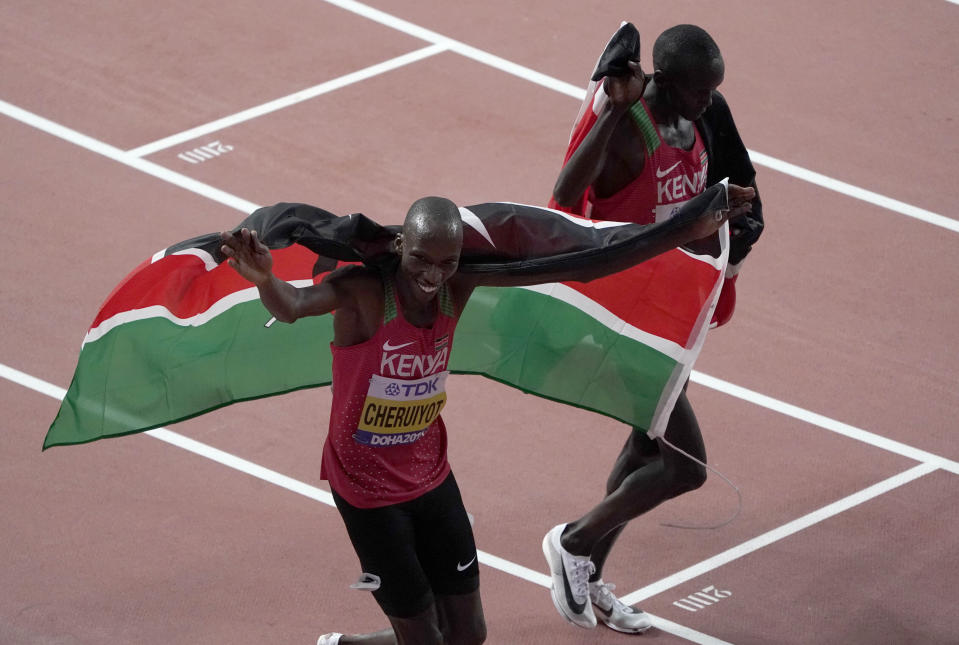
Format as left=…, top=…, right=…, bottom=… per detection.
left=220, top=228, right=273, bottom=285
left=604, top=60, right=646, bottom=109
left=688, top=184, right=756, bottom=240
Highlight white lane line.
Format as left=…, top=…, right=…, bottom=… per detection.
left=126, top=44, right=448, bottom=158
left=148, top=427, right=336, bottom=505
left=1, top=363, right=67, bottom=400
left=690, top=370, right=959, bottom=475
left=319, top=0, right=586, bottom=98
left=0, top=99, right=258, bottom=214
left=746, top=150, right=959, bottom=233
left=620, top=461, right=940, bottom=607
left=649, top=616, right=735, bottom=645
left=3, top=103, right=957, bottom=480
left=5, top=12, right=952, bottom=237
left=318, top=0, right=957, bottom=234
left=0, top=360, right=533, bottom=580
left=5, top=360, right=723, bottom=644
left=142, top=430, right=730, bottom=643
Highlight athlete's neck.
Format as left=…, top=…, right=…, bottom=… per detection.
left=642, top=83, right=695, bottom=150
left=643, top=83, right=683, bottom=129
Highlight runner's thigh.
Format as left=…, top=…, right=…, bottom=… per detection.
left=332, top=490, right=433, bottom=618
left=412, top=473, right=480, bottom=597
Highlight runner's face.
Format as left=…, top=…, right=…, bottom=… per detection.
left=398, top=231, right=461, bottom=302
left=671, top=58, right=724, bottom=121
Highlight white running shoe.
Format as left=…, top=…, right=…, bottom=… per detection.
left=589, top=580, right=653, bottom=634
left=542, top=524, right=597, bottom=628
left=317, top=633, right=342, bottom=645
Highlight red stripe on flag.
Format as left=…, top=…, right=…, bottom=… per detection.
left=561, top=248, right=719, bottom=346
left=90, top=245, right=320, bottom=329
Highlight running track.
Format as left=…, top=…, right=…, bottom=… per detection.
left=2, top=1, right=957, bottom=643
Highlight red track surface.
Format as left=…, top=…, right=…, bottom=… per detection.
left=2, top=2, right=957, bottom=644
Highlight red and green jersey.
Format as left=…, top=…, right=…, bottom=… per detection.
left=588, top=99, right=709, bottom=225
left=323, top=274, right=457, bottom=508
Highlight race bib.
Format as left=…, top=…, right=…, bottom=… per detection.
left=654, top=197, right=690, bottom=223
left=353, top=371, right=448, bottom=446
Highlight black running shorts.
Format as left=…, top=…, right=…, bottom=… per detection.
left=331, top=472, right=480, bottom=618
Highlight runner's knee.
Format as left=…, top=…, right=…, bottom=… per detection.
left=440, top=609, right=486, bottom=645
left=668, top=461, right=707, bottom=496
left=436, top=589, right=486, bottom=645
left=606, top=429, right=659, bottom=493
left=446, top=618, right=486, bottom=645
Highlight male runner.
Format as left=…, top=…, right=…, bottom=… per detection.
left=543, top=24, right=764, bottom=633
left=221, top=192, right=752, bottom=644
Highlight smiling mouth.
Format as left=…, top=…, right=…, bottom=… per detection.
left=416, top=279, right=439, bottom=294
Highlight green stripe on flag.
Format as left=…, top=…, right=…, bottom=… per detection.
left=45, top=286, right=680, bottom=449
left=45, top=300, right=334, bottom=449
left=451, top=286, right=678, bottom=431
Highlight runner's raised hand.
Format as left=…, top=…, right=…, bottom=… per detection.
left=604, top=60, right=646, bottom=109
left=220, top=228, right=273, bottom=285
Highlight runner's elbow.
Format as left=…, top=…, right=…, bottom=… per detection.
left=551, top=185, right=580, bottom=209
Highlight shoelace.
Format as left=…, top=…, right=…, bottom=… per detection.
left=592, top=582, right=631, bottom=612
left=568, top=557, right=596, bottom=600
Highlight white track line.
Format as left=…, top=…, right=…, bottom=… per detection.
left=319, top=0, right=586, bottom=98
left=691, top=371, right=959, bottom=475
left=746, top=151, right=959, bottom=233
left=650, top=617, right=734, bottom=645
left=3, top=362, right=724, bottom=643
left=620, top=462, right=939, bottom=607
left=2, top=99, right=955, bottom=477
left=52, top=0, right=950, bottom=234
left=126, top=44, right=447, bottom=157
left=314, top=0, right=956, bottom=234
left=3, top=7, right=953, bottom=641
left=4, top=361, right=933, bottom=645
left=0, top=99, right=258, bottom=214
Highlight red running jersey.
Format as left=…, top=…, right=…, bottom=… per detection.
left=548, top=87, right=737, bottom=327
left=585, top=98, right=736, bottom=327
left=588, top=99, right=708, bottom=225
left=321, top=273, right=458, bottom=508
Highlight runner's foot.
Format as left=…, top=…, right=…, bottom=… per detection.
left=542, top=524, right=597, bottom=628
left=590, top=579, right=653, bottom=634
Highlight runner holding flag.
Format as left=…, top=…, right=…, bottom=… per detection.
left=543, top=23, right=764, bottom=633
left=43, top=184, right=750, bottom=643
left=221, top=195, right=750, bottom=644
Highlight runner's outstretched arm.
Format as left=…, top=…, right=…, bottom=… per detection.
left=476, top=184, right=753, bottom=288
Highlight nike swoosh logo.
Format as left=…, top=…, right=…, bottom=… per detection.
left=655, top=161, right=682, bottom=178
left=382, top=340, right=415, bottom=352
left=456, top=556, right=477, bottom=572
left=561, top=563, right=587, bottom=613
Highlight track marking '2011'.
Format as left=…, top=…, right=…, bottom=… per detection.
left=177, top=140, right=234, bottom=164
left=673, top=585, right=732, bottom=613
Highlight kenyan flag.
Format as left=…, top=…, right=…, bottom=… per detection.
left=44, top=193, right=728, bottom=449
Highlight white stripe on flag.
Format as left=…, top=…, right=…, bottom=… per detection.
left=82, top=280, right=313, bottom=346
left=519, top=282, right=686, bottom=362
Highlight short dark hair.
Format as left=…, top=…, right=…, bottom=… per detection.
left=652, top=25, right=721, bottom=76
left=403, top=196, right=462, bottom=240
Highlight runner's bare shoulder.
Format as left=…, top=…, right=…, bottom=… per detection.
left=321, top=263, right=385, bottom=305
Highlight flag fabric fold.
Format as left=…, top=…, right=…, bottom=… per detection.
left=44, top=190, right=728, bottom=450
